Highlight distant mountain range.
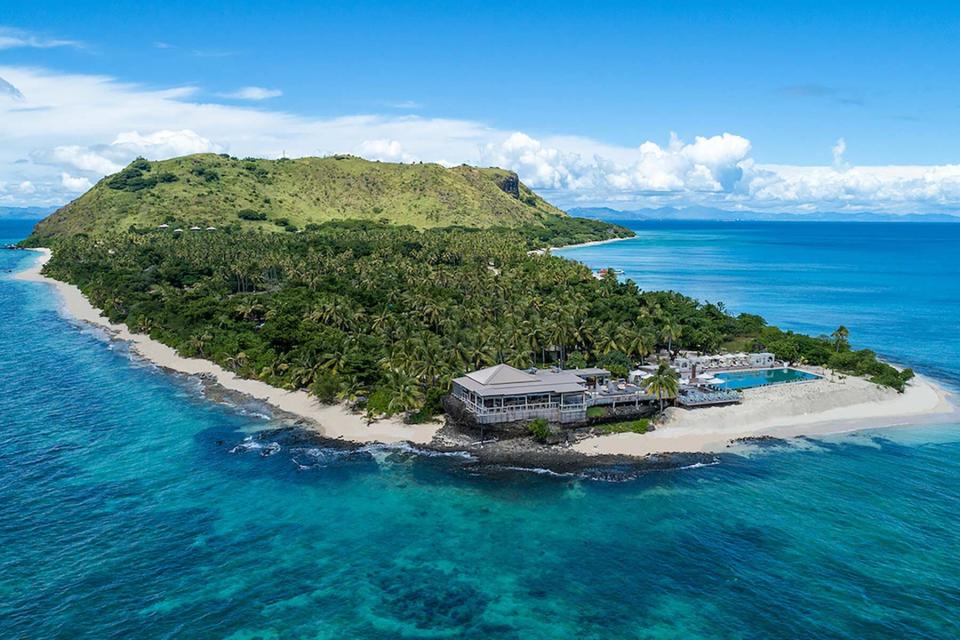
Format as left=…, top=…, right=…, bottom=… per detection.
left=0, top=206, right=58, bottom=220
left=568, top=206, right=960, bottom=223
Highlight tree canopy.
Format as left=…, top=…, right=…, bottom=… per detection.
left=34, top=220, right=913, bottom=421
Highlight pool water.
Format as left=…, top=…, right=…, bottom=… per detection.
left=712, top=368, right=820, bottom=390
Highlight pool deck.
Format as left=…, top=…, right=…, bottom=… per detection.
left=710, top=366, right=822, bottom=390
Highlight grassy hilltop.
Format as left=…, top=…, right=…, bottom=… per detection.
left=30, top=153, right=628, bottom=244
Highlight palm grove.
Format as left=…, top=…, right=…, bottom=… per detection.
left=33, top=220, right=913, bottom=422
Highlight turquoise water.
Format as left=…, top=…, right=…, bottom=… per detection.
left=713, top=368, right=820, bottom=390
left=559, top=221, right=960, bottom=389
left=3, top=219, right=960, bottom=638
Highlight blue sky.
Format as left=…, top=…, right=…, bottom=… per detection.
left=3, top=1, right=960, bottom=213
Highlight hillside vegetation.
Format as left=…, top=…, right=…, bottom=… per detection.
left=30, top=154, right=628, bottom=244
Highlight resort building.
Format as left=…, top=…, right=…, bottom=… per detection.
left=672, top=351, right=775, bottom=373
left=450, top=364, right=657, bottom=425
left=451, top=364, right=591, bottom=424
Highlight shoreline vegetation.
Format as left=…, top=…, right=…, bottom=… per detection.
left=528, top=235, right=634, bottom=256
left=15, top=249, right=440, bottom=445
left=13, top=240, right=955, bottom=462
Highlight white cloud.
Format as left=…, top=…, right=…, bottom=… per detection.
left=832, top=137, right=848, bottom=170
left=387, top=100, right=422, bottom=109
left=112, top=129, right=220, bottom=157
left=357, top=139, right=417, bottom=163
left=0, top=75, right=23, bottom=100
left=743, top=163, right=960, bottom=211
left=219, top=86, right=282, bottom=100
left=60, top=173, right=92, bottom=192
left=18, top=180, right=35, bottom=194
left=481, top=132, right=593, bottom=191
left=50, top=145, right=124, bottom=175
left=0, top=27, right=81, bottom=50
left=480, top=131, right=750, bottom=196
left=1, top=64, right=959, bottom=215
left=44, top=130, right=219, bottom=177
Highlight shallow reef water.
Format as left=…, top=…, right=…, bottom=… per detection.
left=3, top=220, right=960, bottom=638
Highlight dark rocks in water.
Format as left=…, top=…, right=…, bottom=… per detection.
left=222, top=408, right=721, bottom=478
left=729, top=435, right=789, bottom=447
left=259, top=442, right=281, bottom=457
left=372, top=562, right=489, bottom=632
left=424, top=419, right=725, bottom=476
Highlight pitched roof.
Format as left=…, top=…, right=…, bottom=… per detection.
left=454, top=365, right=588, bottom=397
left=465, top=364, right=538, bottom=386
left=566, top=367, right=610, bottom=377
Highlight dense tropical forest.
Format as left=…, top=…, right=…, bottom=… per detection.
left=28, top=220, right=913, bottom=421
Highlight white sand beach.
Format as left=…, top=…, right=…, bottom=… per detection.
left=529, top=235, right=633, bottom=256
left=574, top=372, right=957, bottom=457
left=15, top=249, right=441, bottom=445
left=15, top=248, right=957, bottom=458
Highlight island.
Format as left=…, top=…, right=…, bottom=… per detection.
left=16, top=153, right=956, bottom=470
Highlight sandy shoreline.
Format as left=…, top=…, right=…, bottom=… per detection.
left=529, top=235, right=634, bottom=256
left=14, top=249, right=441, bottom=445
left=11, top=247, right=958, bottom=459
left=574, top=372, right=957, bottom=457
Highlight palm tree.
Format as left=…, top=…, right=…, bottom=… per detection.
left=187, top=331, right=213, bottom=357
left=660, top=320, right=682, bottom=355
left=234, top=300, right=262, bottom=321
left=225, top=351, right=249, bottom=373
left=831, top=325, right=850, bottom=352
left=594, top=324, right=621, bottom=356
left=644, top=360, right=680, bottom=413
left=134, top=315, right=154, bottom=334
left=385, top=372, right=423, bottom=414
left=626, top=330, right=652, bottom=365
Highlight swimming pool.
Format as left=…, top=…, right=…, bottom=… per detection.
left=711, top=368, right=821, bottom=390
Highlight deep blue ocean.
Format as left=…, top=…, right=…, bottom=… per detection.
left=3, top=219, right=960, bottom=639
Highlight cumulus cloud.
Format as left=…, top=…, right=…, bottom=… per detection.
left=480, top=131, right=750, bottom=196
left=743, top=163, right=960, bottom=211
left=481, top=132, right=593, bottom=191
left=60, top=173, right=92, bottom=192
left=49, top=145, right=124, bottom=175
left=112, top=129, right=220, bottom=156
left=357, top=139, right=417, bottom=163
left=44, top=130, right=220, bottom=177
left=1, top=64, right=959, bottom=215
left=219, top=86, right=283, bottom=100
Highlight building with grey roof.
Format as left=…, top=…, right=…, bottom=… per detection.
left=450, top=364, right=600, bottom=425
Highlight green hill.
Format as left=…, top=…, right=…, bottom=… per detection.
left=30, top=153, right=619, bottom=242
